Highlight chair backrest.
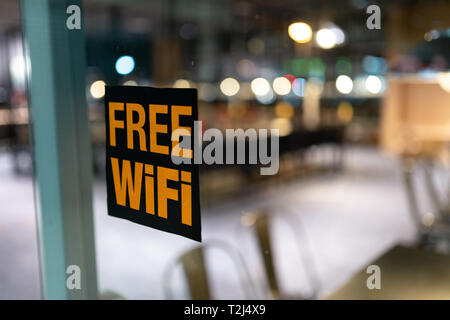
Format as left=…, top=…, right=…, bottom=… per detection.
left=164, top=240, right=258, bottom=300
left=253, top=213, right=281, bottom=299
left=402, top=157, right=450, bottom=229
left=179, top=246, right=211, bottom=300
left=245, top=210, right=320, bottom=299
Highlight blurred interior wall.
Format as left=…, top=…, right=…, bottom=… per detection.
left=380, top=78, right=450, bottom=157
left=386, top=0, right=450, bottom=64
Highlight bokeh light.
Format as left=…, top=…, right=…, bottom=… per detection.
left=337, top=101, right=354, bottom=123
left=289, top=58, right=309, bottom=77
left=122, top=80, right=138, bottom=86
left=292, top=78, right=306, bottom=97
left=365, top=75, right=383, bottom=94
left=173, top=79, right=191, bottom=88
left=284, top=74, right=297, bottom=83
left=336, top=75, right=353, bottom=94
left=251, top=77, right=271, bottom=96
left=270, top=118, right=293, bottom=136
left=90, top=80, right=106, bottom=99
left=316, top=28, right=336, bottom=49
left=336, top=57, right=352, bottom=75
left=288, top=22, right=313, bottom=43
left=275, top=101, right=294, bottom=118
left=9, top=55, right=26, bottom=88
left=308, top=58, right=326, bottom=77
left=272, top=77, right=291, bottom=95
left=330, top=25, right=345, bottom=45
left=362, top=56, right=388, bottom=74
left=115, top=56, right=135, bottom=75
left=220, top=77, right=240, bottom=96
left=255, top=89, right=276, bottom=104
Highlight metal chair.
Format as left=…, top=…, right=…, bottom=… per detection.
left=163, top=240, right=259, bottom=300
left=402, top=156, right=450, bottom=250
left=242, top=209, right=321, bottom=299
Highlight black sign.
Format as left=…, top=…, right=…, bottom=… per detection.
left=105, top=86, right=201, bottom=241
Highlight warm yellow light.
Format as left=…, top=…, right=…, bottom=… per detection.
left=227, top=101, right=246, bottom=118
left=288, top=22, right=312, bottom=43
left=251, top=77, right=271, bottom=96
left=272, top=77, right=291, bottom=95
left=90, top=80, right=106, bottom=99
left=365, top=75, right=382, bottom=94
left=173, top=79, right=191, bottom=88
left=270, top=118, right=293, bottom=137
left=275, top=102, right=294, bottom=119
left=220, top=77, right=240, bottom=96
left=123, top=80, right=138, bottom=86
left=422, top=212, right=435, bottom=227
left=337, top=101, right=354, bottom=123
left=316, top=28, right=336, bottom=49
left=437, top=72, right=450, bottom=93
left=335, top=75, right=353, bottom=94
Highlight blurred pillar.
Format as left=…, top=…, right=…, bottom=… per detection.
left=303, top=79, right=322, bottom=130
left=153, top=0, right=181, bottom=84
left=20, top=0, right=98, bottom=299
left=197, top=0, right=219, bottom=82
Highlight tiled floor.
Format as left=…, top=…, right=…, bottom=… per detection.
left=0, top=146, right=419, bottom=299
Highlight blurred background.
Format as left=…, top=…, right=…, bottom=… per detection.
left=0, top=0, right=450, bottom=299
